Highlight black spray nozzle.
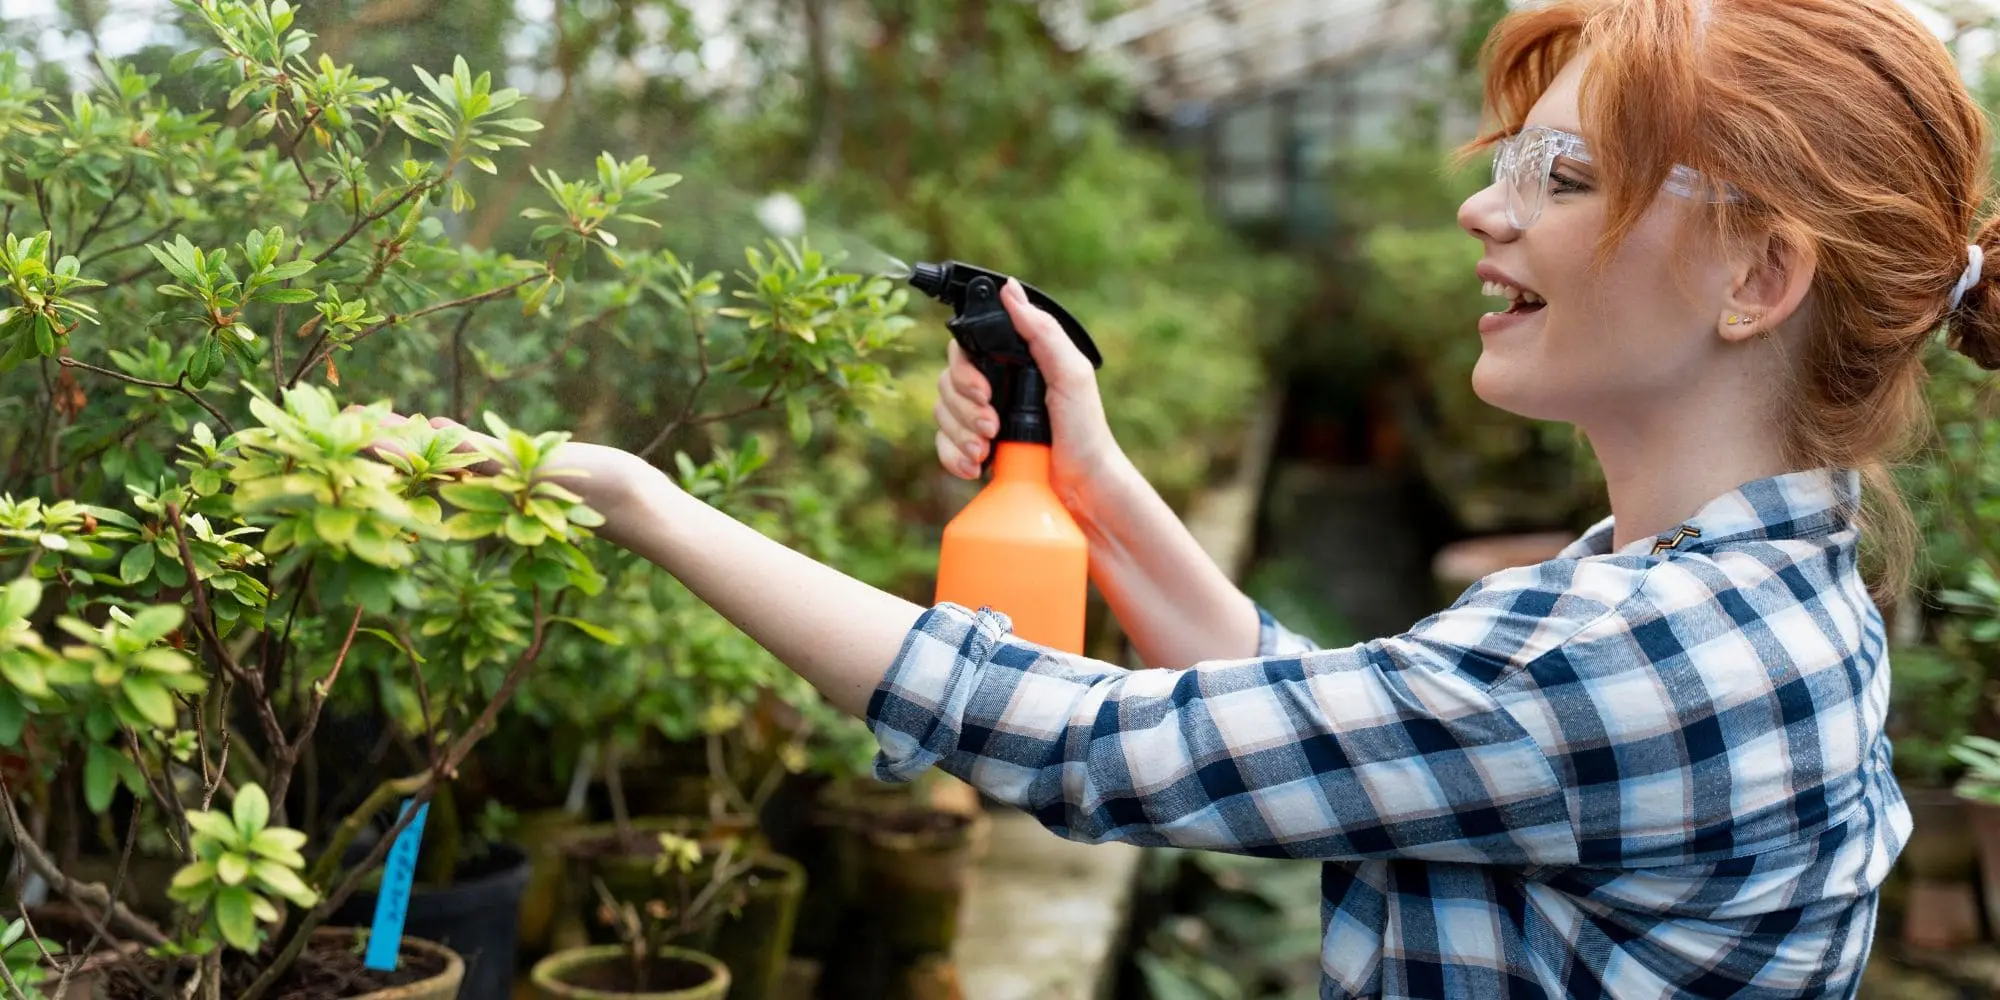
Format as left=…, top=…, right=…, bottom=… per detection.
left=906, top=261, right=1102, bottom=455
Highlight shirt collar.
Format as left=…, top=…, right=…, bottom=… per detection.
left=1561, top=468, right=1861, bottom=559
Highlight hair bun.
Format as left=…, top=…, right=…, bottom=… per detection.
left=1949, top=225, right=2000, bottom=370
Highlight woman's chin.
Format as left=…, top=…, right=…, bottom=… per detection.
left=1469, top=355, right=1569, bottom=423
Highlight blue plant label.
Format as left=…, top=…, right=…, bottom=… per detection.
left=363, top=798, right=429, bottom=971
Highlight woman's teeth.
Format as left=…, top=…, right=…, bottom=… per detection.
left=1483, top=280, right=1545, bottom=307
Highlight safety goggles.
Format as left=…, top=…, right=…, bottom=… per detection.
left=1489, top=125, right=1745, bottom=231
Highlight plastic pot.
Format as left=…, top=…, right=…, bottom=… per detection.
left=530, top=944, right=730, bottom=1000
left=330, top=841, right=531, bottom=1000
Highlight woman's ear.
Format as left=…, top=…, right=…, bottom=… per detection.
left=1720, top=230, right=1815, bottom=342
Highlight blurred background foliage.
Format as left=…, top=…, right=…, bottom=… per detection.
left=17, top=0, right=2000, bottom=994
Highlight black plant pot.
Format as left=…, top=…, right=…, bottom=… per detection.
left=331, top=840, right=533, bottom=1000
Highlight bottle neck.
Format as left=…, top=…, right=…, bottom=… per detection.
left=989, top=441, right=1052, bottom=484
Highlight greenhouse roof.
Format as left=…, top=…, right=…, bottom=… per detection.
left=1078, top=0, right=2000, bottom=117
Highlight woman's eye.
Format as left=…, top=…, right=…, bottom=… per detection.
left=1551, top=170, right=1593, bottom=195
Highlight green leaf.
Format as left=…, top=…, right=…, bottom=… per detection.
left=438, top=482, right=512, bottom=513
left=0, top=579, right=41, bottom=622
left=313, top=507, right=359, bottom=545
left=214, top=885, right=259, bottom=951
left=84, top=743, right=119, bottom=813
left=0, top=691, right=27, bottom=747
left=232, top=784, right=270, bottom=836
left=552, top=616, right=620, bottom=645
left=169, top=859, right=215, bottom=895
left=786, top=395, right=812, bottom=446
left=216, top=852, right=249, bottom=887
left=123, top=675, right=177, bottom=729
left=252, top=860, right=317, bottom=907
left=127, top=605, right=182, bottom=643
left=119, top=542, right=156, bottom=585
left=259, top=287, right=316, bottom=304
left=185, top=810, right=239, bottom=844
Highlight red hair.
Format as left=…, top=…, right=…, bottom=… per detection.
left=1463, top=0, right=1998, bottom=598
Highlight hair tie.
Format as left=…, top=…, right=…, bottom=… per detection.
left=1951, top=243, right=1985, bottom=310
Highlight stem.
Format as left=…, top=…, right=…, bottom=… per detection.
left=605, top=739, right=630, bottom=842
left=287, top=272, right=542, bottom=388
left=635, top=310, right=712, bottom=461
left=0, top=778, right=168, bottom=947
left=311, top=180, right=433, bottom=266
left=167, top=504, right=288, bottom=775
left=57, top=796, right=146, bottom=998
left=242, top=597, right=552, bottom=1000
left=76, top=219, right=180, bottom=271
left=72, top=165, right=138, bottom=259
left=270, top=606, right=362, bottom=810
left=58, top=358, right=235, bottom=437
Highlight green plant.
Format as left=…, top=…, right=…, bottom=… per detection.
left=0, top=1, right=907, bottom=995
left=1952, top=735, right=2000, bottom=806
left=590, top=831, right=754, bottom=992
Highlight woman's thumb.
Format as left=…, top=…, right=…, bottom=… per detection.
left=1000, top=279, right=1094, bottom=389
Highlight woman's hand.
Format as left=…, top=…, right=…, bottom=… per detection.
left=933, top=279, right=1125, bottom=509
left=367, top=412, right=662, bottom=541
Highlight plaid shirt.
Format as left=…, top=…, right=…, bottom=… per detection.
left=868, top=468, right=1909, bottom=998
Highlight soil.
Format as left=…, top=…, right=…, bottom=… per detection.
left=99, top=935, right=449, bottom=1000
left=558, top=954, right=716, bottom=993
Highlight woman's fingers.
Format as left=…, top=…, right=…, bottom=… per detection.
left=999, top=279, right=1096, bottom=393
left=935, top=429, right=982, bottom=479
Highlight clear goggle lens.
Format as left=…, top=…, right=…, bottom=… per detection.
left=1489, top=126, right=1741, bottom=231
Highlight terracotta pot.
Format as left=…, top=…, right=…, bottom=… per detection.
left=530, top=944, right=730, bottom=1000
left=818, top=807, right=988, bottom=1000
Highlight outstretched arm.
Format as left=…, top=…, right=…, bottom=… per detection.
left=558, top=442, right=929, bottom=718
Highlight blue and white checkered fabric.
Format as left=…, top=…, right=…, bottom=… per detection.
left=867, top=468, right=1910, bottom=998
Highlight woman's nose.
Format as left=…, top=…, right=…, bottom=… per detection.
left=1457, top=182, right=1517, bottom=243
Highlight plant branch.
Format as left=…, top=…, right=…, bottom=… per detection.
left=287, top=272, right=542, bottom=388
left=0, top=778, right=168, bottom=947
left=56, top=795, right=147, bottom=999
left=57, top=358, right=235, bottom=437
left=634, top=313, right=718, bottom=461
left=72, top=165, right=138, bottom=259
left=269, top=606, right=361, bottom=811
left=77, top=219, right=180, bottom=271
left=167, top=504, right=287, bottom=767
left=243, top=596, right=553, bottom=1000
left=310, top=180, right=433, bottom=266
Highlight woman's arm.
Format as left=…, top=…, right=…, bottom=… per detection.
left=582, top=447, right=930, bottom=718
left=932, top=279, right=1308, bottom=668
left=1066, top=449, right=1270, bottom=667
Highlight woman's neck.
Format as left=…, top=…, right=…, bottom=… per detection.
left=1583, top=395, right=1794, bottom=552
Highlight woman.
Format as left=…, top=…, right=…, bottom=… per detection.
left=386, top=0, right=1997, bottom=993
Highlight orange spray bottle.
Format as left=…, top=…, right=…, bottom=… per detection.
left=907, top=261, right=1104, bottom=654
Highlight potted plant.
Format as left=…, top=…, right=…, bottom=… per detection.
left=530, top=832, right=738, bottom=999
left=0, top=0, right=910, bottom=995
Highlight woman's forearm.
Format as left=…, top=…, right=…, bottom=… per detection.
left=591, top=457, right=929, bottom=718
left=1069, top=450, right=1264, bottom=668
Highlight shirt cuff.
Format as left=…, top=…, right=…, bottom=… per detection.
left=865, top=601, right=1016, bottom=784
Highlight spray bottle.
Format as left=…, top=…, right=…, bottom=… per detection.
left=906, top=261, right=1103, bottom=654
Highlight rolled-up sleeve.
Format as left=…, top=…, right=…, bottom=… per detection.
left=865, top=592, right=1594, bottom=865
